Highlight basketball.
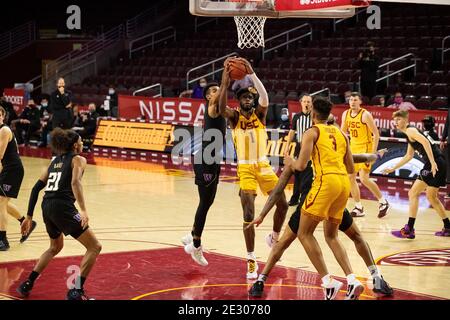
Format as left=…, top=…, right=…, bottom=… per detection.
left=229, top=59, right=248, bottom=80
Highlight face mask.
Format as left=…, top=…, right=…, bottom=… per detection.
left=109, top=89, right=115, bottom=95
left=199, top=82, right=207, bottom=88
left=42, top=103, right=48, bottom=107
left=281, top=115, right=289, bottom=121
left=394, top=97, right=403, bottom=104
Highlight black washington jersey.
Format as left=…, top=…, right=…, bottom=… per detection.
left=43, top=152, right=78, bottom=202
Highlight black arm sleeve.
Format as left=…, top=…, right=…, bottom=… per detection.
left=27, top=180, right=46, bottom=217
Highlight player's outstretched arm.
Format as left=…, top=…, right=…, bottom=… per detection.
left=285, top=128, right=316, bottom=172
left=246, top=167, right=294, bottom=229
left=383, top=144, right=414, bottom=174
left=218, top=60, right=239, bottom=127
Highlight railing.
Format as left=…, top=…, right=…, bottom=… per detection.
left=26, top=75, right=42, bottom=92
left=186, top=52, right=238, bottom=90
left=311, top=88, right=330, bottom=98
left=376, top=53, right=417, bottom=86
left=45, top=24, right=125, bottom=82
left=441, top=35, right=450, bottom=64
left=133, top=83, right=162, bottom=97
left=333, top=8, right=366, bottom=32
left=129, top=26, right=176, bottom=58
left=126, top=6, right=159, bottom=38
left=0, top=21, right=36, bottom=60
left=262, top=23, right=312, bottom=59
left=194, top=17, right=218, bottom=33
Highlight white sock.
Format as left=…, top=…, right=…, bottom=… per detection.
left=272, top=231, right=279, bottom=241
left=247, top=252, right=256, bottom=260
left=321, top=274, right=332, bottom=286
left=355, top=202, right=363, bottom=209
left=379, top=197, right=387, bottom=205
left=346, top=273, right=357, bottom=284
left=368, top=265, right=381, bottom=278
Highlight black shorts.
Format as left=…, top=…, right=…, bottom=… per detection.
left=194, top=163, right=220, bottom=187
left=0, top=165, right=24, bottom=199
left=419, top=156, right=447, bottom=188
left=288, top=206, right=354, bottom=234
left=42, top=199, right=88, bottom=239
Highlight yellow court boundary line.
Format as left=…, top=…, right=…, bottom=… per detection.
left=131, top=283, right=376, bottom=300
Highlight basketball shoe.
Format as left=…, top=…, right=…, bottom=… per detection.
left=345, top=279, right=364, bottom=300
left=247, top=259, right=258, bottom=280
left=16, top=280, right=33, bottom=298
left=0, top=239, right=9, bottom=251
left=184, top=243, right=208, bottom=266
left=249, top=280, right=264, bottom=297
left=435, top=228, right=450, bottom=237
left=322, top=278, right=343, bottom=300
left=391, top=225, right=415, bottom=239
left=373, top=276, right=394, bottom=296
left=351, top=207, right=365, bottom=217
left=67, top=288, right=94, bottom=300
left=378, top=201, right=390, bottom=218
left=181, top=233, right=193, bottom=246
left=265, top=233, right=277, bottom=248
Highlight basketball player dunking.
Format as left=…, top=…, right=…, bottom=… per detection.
left=341, top=92, right=389, bottom=218
left=181, top=81, right=226, bottom=266
left=17, top=129, right=102, bottom=300
left=219, top=58, right=288, bottom=279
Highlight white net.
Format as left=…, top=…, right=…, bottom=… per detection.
left=233, top=16, right=267, bottom=49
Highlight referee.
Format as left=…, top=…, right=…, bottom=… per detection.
left=284, top=94, right=313, bottom=206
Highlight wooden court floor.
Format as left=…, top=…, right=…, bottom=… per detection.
left=1, top=156, right=449, bottom=299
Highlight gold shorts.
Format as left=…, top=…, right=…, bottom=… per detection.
left=351, top=143, right=373, bottom=173
left=237, top=161, right=279, bottom=195
left=302, top=174, right=350, bottom=225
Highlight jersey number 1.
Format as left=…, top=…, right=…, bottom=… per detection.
left=46, top=172, right=62, bottom=191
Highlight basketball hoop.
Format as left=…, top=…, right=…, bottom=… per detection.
left=234, top=15, right=267, bottom=49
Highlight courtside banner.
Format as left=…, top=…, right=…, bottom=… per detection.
left=275, top=0, right=370, bottom=10
left=118, top=96, right=239, bottom=125
left=3, top=88, right=26, bottom=109
left=288, top=102, right=448, bottom=139
left=94, top=119, right=177, bottom=152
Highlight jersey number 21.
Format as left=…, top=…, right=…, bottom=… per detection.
left=46, top=172, right=62, bottom=191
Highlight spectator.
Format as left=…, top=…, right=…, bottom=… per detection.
left=38, top=96, right=52, bottom=148
left=387, top=92, right=417, bottom=110
left=379, top=96, right=386, bottom=107
left=73, top=103, right=99, bottom=139
left=38, top=97, right=50, bottom=117
left=0, top=94, right=18, bottom=125
left=107, top=85, right=118, bottom=117
left=277, top=108, right=290, bottom=130
left=232, top=74, right=254, bottom=93
left=11, top=99, right=41, bottom=146
left=49, top=77, right=73, bottom=129
left=179, top=78, right=207, bottom=99
left=357, top=41, right=380, bottom=99
left=71, top=104, right=82, bottom=128
left=344, top=90, right=352, bottom=104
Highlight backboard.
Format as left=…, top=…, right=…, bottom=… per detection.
left=189, top=0, right=374, bottom=19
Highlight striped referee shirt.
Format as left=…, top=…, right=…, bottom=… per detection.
left=292, top=112, right=312, bottom=143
